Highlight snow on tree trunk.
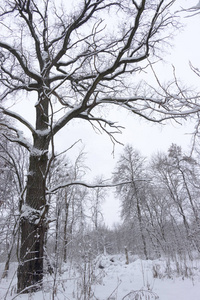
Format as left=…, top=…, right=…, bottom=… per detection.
left=17, top=101, right=49, bottom=292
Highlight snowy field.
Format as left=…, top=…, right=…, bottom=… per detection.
left=0, top=254, right=200, bottom=300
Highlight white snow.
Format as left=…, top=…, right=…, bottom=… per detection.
left=0, top=254, right=200, bottom=299
left=42, top=51, right=48, bottom=62
left=35, top=129, right=50, bottom=136
left=196, top=1, right=200, bottom=8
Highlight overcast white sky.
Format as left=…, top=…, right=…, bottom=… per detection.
left=9, top=0, right=200, bottom=227
left=53, top=0, right=200, bottom=173
left=93, top=0, right=200, bottom=226
left=49, top=0, right=200, bottom=227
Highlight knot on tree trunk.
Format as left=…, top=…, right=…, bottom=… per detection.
left=20, top=204, right=46, bottom=225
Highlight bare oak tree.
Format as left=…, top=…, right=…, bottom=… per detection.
left=0, top=0, right=189, bottom=293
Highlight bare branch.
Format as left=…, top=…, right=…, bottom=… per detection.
left=0, top=106, right=35, bottom=134
left=0, top=123, right=32, bottom=151
left=0, top=41, right=41, bottom=82
left=47, top=179, right=135, bottom=194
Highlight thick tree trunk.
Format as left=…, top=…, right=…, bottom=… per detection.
left=17, top=95, right=49, bottom=293
left=17, top=220, right=46, bottom=292
left=17, top=151, right=48, bottom=292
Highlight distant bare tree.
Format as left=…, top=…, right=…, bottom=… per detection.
left=150, top=144, right=200, bottom=257
left=88, top=176, right=107, bottom=254
left=0, top=131, right=28, bottom=278
left=46, top=150, right=88, bottom=267
left=113, top=145, right=149, bottom=259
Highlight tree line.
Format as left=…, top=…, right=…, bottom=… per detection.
left=1, top=135, right=200, bottom=280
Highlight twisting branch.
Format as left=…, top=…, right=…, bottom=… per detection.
left=0, top=106, right=35, bottom=134
left=0, top=123, right=31, bottom=151
left=0, top=41, right=41, bottom=82
left=47, top=179, right=135, bottom=194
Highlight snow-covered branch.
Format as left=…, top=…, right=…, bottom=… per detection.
left=0, top=41, right=41, bottom=82
left=46, top=179, right=136, bottom=194
left=0, top=106, right=35, bottom=134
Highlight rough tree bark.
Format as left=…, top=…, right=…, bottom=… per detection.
left=17, top=98, right=50, bottom=291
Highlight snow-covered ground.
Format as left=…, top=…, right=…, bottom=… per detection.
left=0, top=254, right=200, bottom=299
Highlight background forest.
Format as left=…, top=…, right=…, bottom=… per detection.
left=1, top=140, right=200, bottom=264
left=1, top=137, right=200, bottom=299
